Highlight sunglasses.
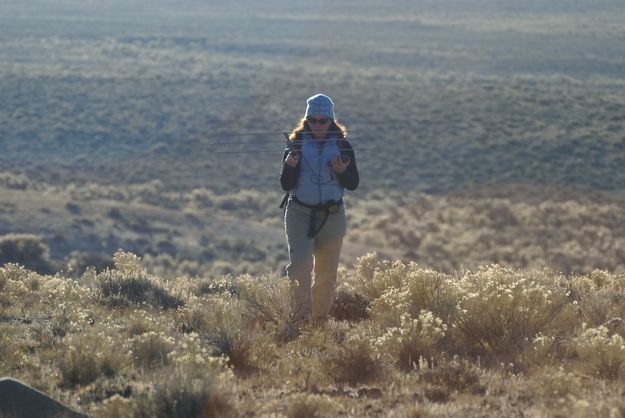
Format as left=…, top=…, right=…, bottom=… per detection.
left=307, top=117, right=330, bottom=125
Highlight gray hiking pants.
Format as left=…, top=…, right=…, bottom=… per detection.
left=284, top=200, right=346, bottom=322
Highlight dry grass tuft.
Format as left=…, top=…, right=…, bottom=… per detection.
left=570, top=270, right=625, bottom=329
left=59, top=346, right=100, bottom=387
left=127, top=313, right=154, bottom=337
left=132, top=368, right=236, bottom=418
left=285, top=394, right=334, bottom=418
left=418, top=360, right=485, bottom=394
left=58, top=335, right=124, bottom=387
left=324, top=335, right=384, bottom=386
left=51, top=306, right=71, bottom=338
left=389, top=404, right=436, bottom=418
left=205, top=327, right=254, bottom=374
left=179, top=295, right=256, bottom=375
left=518, top=368, right=581, bottom=403
left=131, top=331, right=174, bottom=370
left=422, top=385, right=449, bottom=403
left=236, top=274, right=291, bottom=325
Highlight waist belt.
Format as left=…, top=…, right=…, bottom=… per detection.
left=292, top=197, right=343, bottom=238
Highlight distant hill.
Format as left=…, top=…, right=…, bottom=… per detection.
left=1, top=0, right=624, bottom=195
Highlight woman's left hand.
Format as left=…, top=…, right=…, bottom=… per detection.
left=330, top=156, right=350, bottom=174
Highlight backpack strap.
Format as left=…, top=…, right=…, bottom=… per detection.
left=280, top=131, right=293, bottom=210
left=279, top=192, right=290, bottom=209
left=279, top=132, right=304, bottom=210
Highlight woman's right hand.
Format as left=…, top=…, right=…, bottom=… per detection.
left=285, top=150, right=300, bottom=167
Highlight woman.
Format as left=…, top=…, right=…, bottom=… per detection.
left=280, top=93, right=359, bottom=326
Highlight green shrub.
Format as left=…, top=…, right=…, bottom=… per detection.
left=353, top=252, right=406, bottom=301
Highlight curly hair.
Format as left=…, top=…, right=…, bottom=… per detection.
left=288, top=117, right=347, bottom=141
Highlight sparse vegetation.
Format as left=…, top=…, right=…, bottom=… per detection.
left=2, top=252, right=625, bottom=416
left=129, top=367, right=236, bottom=418
left=350, top=187, right=625, bottom=275
left=285, top=394, right=335, bottom=418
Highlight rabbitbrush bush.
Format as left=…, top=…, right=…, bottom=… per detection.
left=374, top=310, right=447, bottom=370
left=366, top=262, right=457, bottom=327
left=353, top=254, right=580, bottom=364
left=453, top=266, right=576, bottom=361
left=569, top=269, right=625, bottom=332
left=97, top=251, right=183, bottom=309
left=572, top=324, right=625, bottom=379
left=353, top=252, right=406, bottom=301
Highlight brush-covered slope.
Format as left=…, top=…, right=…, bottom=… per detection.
left=2, top=251, right=625, bottom=417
